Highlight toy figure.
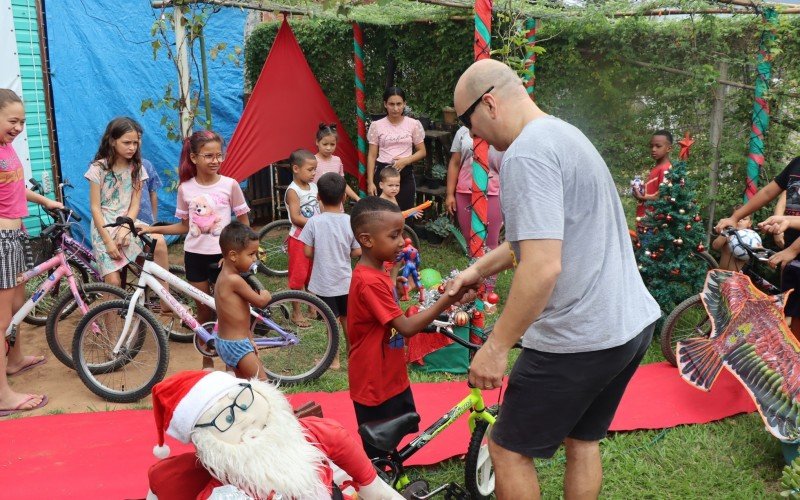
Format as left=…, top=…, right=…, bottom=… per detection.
left=146, top=371, right=401, bottom=500
left=397, top=238, right=424, bottom=302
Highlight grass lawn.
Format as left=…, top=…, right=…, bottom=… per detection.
left=178, top=233, right=785, bottom=498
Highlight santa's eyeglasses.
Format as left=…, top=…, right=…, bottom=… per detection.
left=195, top=383, right=255, bottom=433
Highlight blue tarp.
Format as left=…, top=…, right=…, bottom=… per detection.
left=45, top=0, right=246, bottom=245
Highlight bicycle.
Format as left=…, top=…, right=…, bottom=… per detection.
left=660, top=228, right=777, bottom=366
left=5, top=209, right=128, bottom=359
left=358, top=318, right=514, bottom=500
left=25, top=179, right=193, bottom=347
left=257, top=218, right=420, bottom=277
left=71, top=216, right=339, bottom=403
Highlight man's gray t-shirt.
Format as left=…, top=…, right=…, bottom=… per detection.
left=298, top=212, right=360, bottom=297
left=501, top=116, right=660, bottom=353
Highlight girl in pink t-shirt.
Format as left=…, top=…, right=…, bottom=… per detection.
left=146, top=130, right=250, bottom=368
left=445, top=126, right=504, bottom=250
left=366, top=87, right=427, bottom=211
left=314, top=123, right=360, bottom=204
left=0, top=89, right=64, bottom=415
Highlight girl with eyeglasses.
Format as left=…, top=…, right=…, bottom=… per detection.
left=145, top=130, right=250, bottom=369
left=86, top=117, right=170, bottom=288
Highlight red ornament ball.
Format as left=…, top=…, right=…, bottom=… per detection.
left=666, top=215, right=673, bottom=222
left=437, top=284, right=446, bottom=294
left=472, top=311, right=483, bottom=320
left=487, top=292, right=500, bottom=304
left=693, top=215, right=701, bottom=222
left=685, top=224, right=692, bottom=231
left=697, top=244, right=705, bottom=253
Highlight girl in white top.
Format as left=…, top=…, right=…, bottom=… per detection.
left=313, top=123, right=360, bottom=205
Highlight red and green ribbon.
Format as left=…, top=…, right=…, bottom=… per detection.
left=524, top=18, right=538, bottom=99
left=470, top=0, right=492, bottom=258
left=744, top=8, right=777, bottom=201
left=353, top=22, right=367, bottom=197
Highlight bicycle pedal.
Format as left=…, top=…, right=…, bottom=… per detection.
left=402, top=480, right=429, bottom=500
left=442, top=483, right=468, bottom=500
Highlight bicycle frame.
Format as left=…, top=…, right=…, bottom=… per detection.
left=111, top=259, right=300, bottom=356
left=7, top=250, right=87, bottom=342
left=386, top=387, right=495, bottom=491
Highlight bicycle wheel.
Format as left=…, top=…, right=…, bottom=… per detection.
left=402, top=224, right=420, bottom=250
left=694, top=250, right=719, bottom=271
left=72, top=300, right=169, bottom=403
left=45, top=282, right=127, bottom=369
left=257, top=219, right=291, bottom=277
left=464, top=406, right=499, bottom=500
left=23, top=260, right=90, bottom=326
left=146, top=264, right=197, bottom=344
left=255, top=290, right=338, bottom=384
left=661, top=294, right=711, bottom=367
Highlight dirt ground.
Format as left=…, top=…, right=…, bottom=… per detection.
left=6, top=319, right=216, bottom=416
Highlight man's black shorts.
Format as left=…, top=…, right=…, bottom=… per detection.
left=318, top=294, right=348, bottom=318
left=781, top=260, right=800, bottom=317
left=491, top=321, right=655, bottom=459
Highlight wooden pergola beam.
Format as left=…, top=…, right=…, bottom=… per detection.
left=151, top=0, right=314, bottom=15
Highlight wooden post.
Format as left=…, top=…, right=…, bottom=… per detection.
left=706, top=61, right=728, bottom=245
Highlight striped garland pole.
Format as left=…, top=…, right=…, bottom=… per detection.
left=744, top=7, right=777, bottom=201
left=353, top=22, right=367, bottom=198
left=469, top=0, right=492, bottom=258
left=524, top=18, right=538, bottom=99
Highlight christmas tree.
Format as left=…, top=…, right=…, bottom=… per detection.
left=634, top=133, right=707, bottom=314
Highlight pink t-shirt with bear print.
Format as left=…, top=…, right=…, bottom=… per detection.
left=175, top=176, right=250, bottom=255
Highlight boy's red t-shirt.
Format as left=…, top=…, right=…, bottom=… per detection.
left=346, top=264, right=407, bottom=406
left=636, top=162, right=671, bottom=218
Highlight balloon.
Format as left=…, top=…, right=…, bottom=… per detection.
left=419, top=268, right=443, bottom=289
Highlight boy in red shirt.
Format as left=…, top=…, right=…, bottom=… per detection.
left=634, top=130, right=673, bottom=232
left=347, top=197, right=473, bottom=458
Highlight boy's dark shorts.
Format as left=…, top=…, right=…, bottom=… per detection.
left=353, top=386, right=417, bottom=458
left=184, top=251, right=223, bottom=283
left=318, top=294, right=348, bottom=318
left=491, top=321, right=655, bottom=459
left=781, top=260, right=800, bottom=317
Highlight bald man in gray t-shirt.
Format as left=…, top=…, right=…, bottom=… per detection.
left=451, top=59, right=659, bottom=500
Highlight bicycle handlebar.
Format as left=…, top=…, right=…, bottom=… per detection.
left=40, top=208, right=83, bottom=238
left=720, top=227, right=774, bottom=262
left=103, top=216, right=156, bottom=254
left=422, top=315, right=521, bottom=352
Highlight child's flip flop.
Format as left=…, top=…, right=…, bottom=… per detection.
left=6, top=356, right=47, bottom=377
left=0, top=394, right=48, bottom=417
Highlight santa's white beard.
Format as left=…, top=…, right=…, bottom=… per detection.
left=192, top=411, right=328, bottom=499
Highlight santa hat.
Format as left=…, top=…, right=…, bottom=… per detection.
left=151, top=370, right=243, bottom=458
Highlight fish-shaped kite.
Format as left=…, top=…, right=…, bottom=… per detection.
left=678, top=269, right=800, bottom=442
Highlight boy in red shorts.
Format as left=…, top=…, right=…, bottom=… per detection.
left=347, top=197, right=474, bottom=458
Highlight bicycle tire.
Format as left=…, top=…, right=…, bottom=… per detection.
left=45, top=282, right=127, bottom=369
left=72, top=299, right=169, bottom=403
left=464, top=405, right=499, bottom=500
left=257, top=219, right=292, bottom=277
left=695, top=250, right=719, bottom=271
left=255, top=290, right=338, bottom=385
left=402, top=224, right=420, bottom=250
left=660, top=294, right=711, bottom=367
left=23, top=260, right=91, bottom=326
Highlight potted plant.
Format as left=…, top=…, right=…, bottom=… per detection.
left=425, top=163, right=447, bottom=189
left=424, top=215, right=452, bottom=245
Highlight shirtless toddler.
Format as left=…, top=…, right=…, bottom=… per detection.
left=213, top=221, right=272, bottom=380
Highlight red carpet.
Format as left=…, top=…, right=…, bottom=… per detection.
left=0, top=362, right=755, bottom=498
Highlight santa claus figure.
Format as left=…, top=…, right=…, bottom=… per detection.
left=146, top=370, right=401, bottom=500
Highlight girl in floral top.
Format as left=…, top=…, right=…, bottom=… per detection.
left=85, top=117, right=169, bottom=287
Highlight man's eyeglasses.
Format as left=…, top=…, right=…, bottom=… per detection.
left=197, top=153, right=225, bottom=162
left=458, top=86, right=494, bottom=129
left=195, top=383, right=254, bottom=433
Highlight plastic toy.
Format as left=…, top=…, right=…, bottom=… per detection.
left=397, top=238, right=425, bottom=302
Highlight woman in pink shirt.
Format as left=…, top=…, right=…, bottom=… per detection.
left=0, top=89, right=63, bottom=415
left=366, top=87, right=426, bottom=211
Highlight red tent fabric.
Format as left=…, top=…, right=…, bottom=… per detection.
left=222, top=19, right=358, bottom=181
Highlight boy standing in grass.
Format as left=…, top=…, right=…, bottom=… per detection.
left=299, top=173, right=361, bottom=370
left=214, top=221, right=272, bottom=380
left=347, top=197, right=473, bottom=458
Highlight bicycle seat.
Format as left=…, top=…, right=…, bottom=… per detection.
left=358, top=412, right=420, bottom=453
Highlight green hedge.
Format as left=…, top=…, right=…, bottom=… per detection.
left=245, top=15, right=800, bottom=223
